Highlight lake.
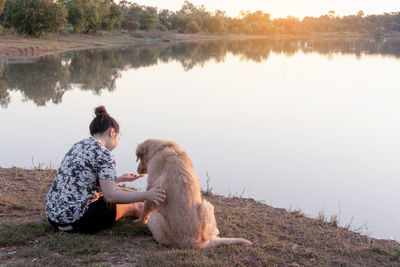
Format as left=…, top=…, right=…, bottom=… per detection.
left=1, top=37, right=399, bottom=241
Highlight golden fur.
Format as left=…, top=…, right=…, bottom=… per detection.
left=136, top=139, right=252, bottom=248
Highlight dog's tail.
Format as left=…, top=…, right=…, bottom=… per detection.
left=197, top=200, right=252, bottom=248
left=199, top=237, right=253, bottom=248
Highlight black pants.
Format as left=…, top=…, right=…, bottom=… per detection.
left=48, top=196, right=116, bottom=234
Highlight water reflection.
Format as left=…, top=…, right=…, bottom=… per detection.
left=1, top=37, right=399, bottom=108
left=1, top=56, right=70, bottom=107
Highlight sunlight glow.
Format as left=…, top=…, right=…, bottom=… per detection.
left=129, top=0, right=400, bottom=18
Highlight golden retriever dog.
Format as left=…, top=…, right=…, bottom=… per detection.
left=135, top=139, right=252, bottom=248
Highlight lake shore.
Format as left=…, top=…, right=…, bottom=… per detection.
left=1, top=30, right=396, bottom=60
left=1, top=166, right=399, bottom=266
left=0, top=31, right=269, bottom=59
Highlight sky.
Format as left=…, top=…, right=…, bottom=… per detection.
left=129, top=0, right=400, bottom=19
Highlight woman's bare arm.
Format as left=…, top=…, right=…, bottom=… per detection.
left=99, top=179, right=165, bottom=204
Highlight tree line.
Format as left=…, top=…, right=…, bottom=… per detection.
left=0, top=0, right=399, bottom=36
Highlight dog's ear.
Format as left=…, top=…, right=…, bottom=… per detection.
left=136, top=142, right=147, bottom=162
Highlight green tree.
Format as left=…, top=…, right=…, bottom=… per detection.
left=138, top=7, right=159, bottom=30
left=67, top=0, right=122, bottom=33
left=167, top=1, right=212, bottom=33
left=120, top=3, right=159, bottom=31
left=3, top=0, right=67, bottom=36
left=186, top=20, right=200, bottom=33
left=102, top=2, right=123, bottom=30
left=158, top=9, right=173, bottom=30
left=236, top=11, right=273, bottom=35
left=120, top=1, right=140, bottom=30
left=204, top=16, right=226, bottom=33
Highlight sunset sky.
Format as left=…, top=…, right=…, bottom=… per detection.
left=131, top=0, right=400, bottom=19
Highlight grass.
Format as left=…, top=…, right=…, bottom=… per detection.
left=0, top=220, right=50, bottom=247
left=1, top=167, right=400, bottom=266
left=0, top=167, right=54, bottom=219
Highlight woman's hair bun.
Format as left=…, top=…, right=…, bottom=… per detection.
left=90, top=105, right=119, bottom=135
left=94, top=106, right=109, bottom=117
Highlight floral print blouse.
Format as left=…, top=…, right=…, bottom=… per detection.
left=46, top=137, right=116, bottom=224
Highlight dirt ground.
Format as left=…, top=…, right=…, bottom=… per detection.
left=1, top=167, right=400, bottom=266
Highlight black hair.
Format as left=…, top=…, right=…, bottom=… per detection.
left=89, top=106, right=120, bottom=136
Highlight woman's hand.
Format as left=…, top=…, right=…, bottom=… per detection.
left=146, top=185, right=166, bottom=205
left=117, top=173, right=144, bottom=183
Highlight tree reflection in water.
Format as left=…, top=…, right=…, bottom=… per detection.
left=0, top=37, right=399, bottom=108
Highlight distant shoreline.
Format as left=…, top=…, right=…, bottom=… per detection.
left=1, top=31, right=398, bottom=60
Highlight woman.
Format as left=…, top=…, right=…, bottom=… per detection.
left=46, top=106, right=165, bottom=233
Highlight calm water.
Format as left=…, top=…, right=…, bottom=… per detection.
left=1, top=38, right=400, bottom=240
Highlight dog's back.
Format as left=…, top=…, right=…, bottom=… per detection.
left=155, top=145, right=216, bottom=247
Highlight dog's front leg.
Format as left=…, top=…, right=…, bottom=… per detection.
left=137, top=200, right=155, bottom=225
